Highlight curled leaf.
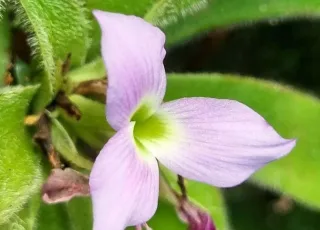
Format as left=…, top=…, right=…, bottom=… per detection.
left=42, top=168, right=89, bottom=204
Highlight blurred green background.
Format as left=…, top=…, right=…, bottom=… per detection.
left=165, top=18, right=320, bottom=230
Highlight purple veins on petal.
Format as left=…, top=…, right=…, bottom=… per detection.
left=89, top=9, right=297, bottom=230
left=93, top=10, right=166, bottom=131
left=89, top=124, right=159, bottom=230
left=150, top=98, right=296, bottom=187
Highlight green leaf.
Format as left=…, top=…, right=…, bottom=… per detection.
left=67, top=58, right=105, bottom=83
left=16, top=194, right=41, bottom=230
left=67, top=197, right=185, bottom=230
left=59, top=94, right=114, bottom=149
left=37, top=203, right=73, bottom=230
left=125, top=201, right=186, bottom=230
left=0, top=12, right=10, bottom=87
left=161, top=168, right=229, bottom=230
left=224, top=184, right=320, bottom=230
left=65, top=58, right=105, bottom=93
left=0, top=85, right=42, bottom=224
left=14, top=59, right=31, bottom=86
left=0, top=1, right=6, bottom=15
left=148, top=201, right=186, bottom=230
left=67, top=197, right=93, bottom=230
left=0, top=193, right=42, bottom=230
left=12, top=0, right=90, bottom=111
left=49, top=113, right=93, bottom=170
left=166, top=73, right=320, bottom=209
left=146, top=0, right=320, bottom=46
left=87, top=0, right=155, bottom=15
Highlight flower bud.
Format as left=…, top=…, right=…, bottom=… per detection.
left=42, top=168, right=89, bottom=203
left=178, top=199, right=216, bottom=230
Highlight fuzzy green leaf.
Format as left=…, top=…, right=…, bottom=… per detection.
left=0, top=193, right=42, bottom=230
left=146, top=0, right=320, bottom=46
left=17, top=194, right=41, bottom=230
left=87, top=0, right=155, bottom=15
left=59, top=94, right=114, bottom=149
left=166, top=73, right=320, bottom=209
left=0, top=1, right=6, bottom=15
left=0, top=85, right=42, bottom=224
left=49, top=114, right=93, bottom=170
left=12, top=0, right=90, bottom=111
left=0, top=12, right=10, bottom=87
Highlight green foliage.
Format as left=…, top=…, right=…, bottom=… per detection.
left=84, top=0, right=320, bottom=61
left=145, top=0, right=208, bottom=36
left=35, top=198, right=184, bottom=230
left=0, top=13, right=10, bottom=87
left=145, top=201, right=186, bottom=230
left=66, top=58, right=105, bottom=91
left=1, top=0, right=320, bottom=229
left=86, top=0, right=155, bottom=15
left=65, top=58, right=106, bottom=96
left=0, top=0, right=6, bottom=14
left=146, top=0, right=320, bottom=46
left=13, top=59, right=32, bottom=86
left=37, top=203, right=73, bottom=230
left=224, top=183, right=320, bottom=230
left=50, top=114, right=93, bottom=170
left=17, top=194, right=41, bottom=230
left=166, top=74, right=320, bottom=210
left=11, top=0, right=90, bottom=111
left=0, top=194, right=42, bottom=230
left=59, top=94, right=114, bottom=149
left=125, top=201, right=186, bottom=230
left=67, top=198, right=93, bottom=230
left=0, top=85, right=42, bottom=224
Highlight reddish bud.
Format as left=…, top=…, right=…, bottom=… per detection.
left=178, top=199, right=216, bottom=230
left=42, top=168, right=90, bottom=203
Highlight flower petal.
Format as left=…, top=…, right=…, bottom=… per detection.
left=93, top=10, right=166, bottom=130
left=143, top=98, right=296, bottom=187
left=89, top=124, right=159, bottom=230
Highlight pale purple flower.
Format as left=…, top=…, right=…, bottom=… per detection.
left=90, top=10, right=296, bottom=230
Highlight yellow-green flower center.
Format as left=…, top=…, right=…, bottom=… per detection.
left=131, top=102, right=169, bottom=156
